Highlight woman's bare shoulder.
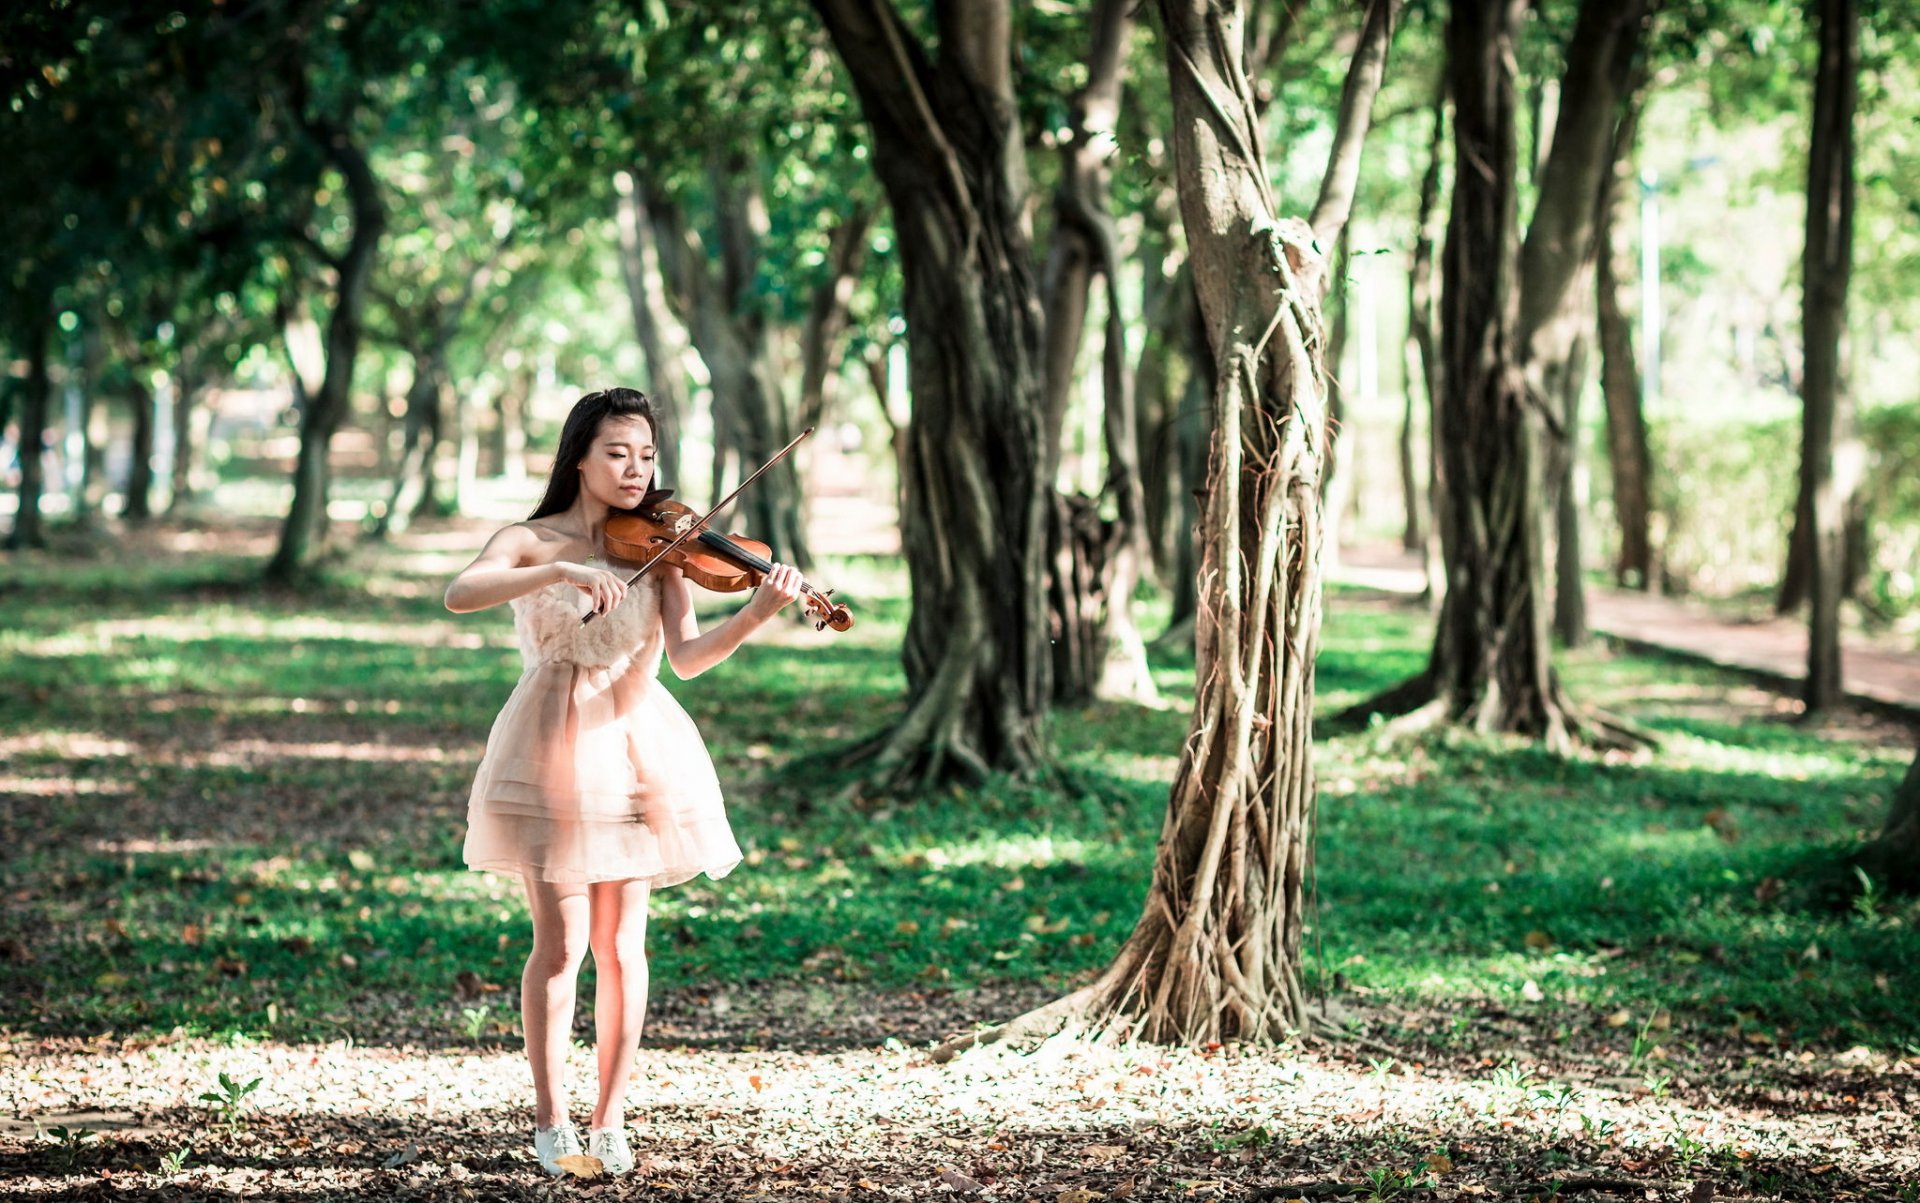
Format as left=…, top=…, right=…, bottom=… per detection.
left=476, top=520, right=570, bottom=566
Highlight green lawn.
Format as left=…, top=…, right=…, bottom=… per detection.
left=1, top=540, right=1914, bottom=1053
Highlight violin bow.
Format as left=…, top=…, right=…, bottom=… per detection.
left=580, top=427, right=815, bottom=625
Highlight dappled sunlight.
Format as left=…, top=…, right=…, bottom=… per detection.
left=882, top=832, right=1114, bottom=872
left=0, top=773, right=134, bottom=798
left=13, top=613, right=504, bottom=656
left=87, top=836, right=230, bottom=855
left=5, top=1022, right=1913, bottom=1198
left=0, top=730, right=139, bottom=759
left=175, top=738, right=458, bottom=769
left=1069, top=748, right=1181, bottom=784
left=0, top=729, right=461, bottom=770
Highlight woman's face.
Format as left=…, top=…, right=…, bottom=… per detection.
left=577, top=415, right=656, bottom=510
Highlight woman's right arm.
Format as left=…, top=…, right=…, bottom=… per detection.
left=444, top=525, right=566, bottom=613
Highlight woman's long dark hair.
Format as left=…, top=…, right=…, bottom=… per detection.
left=528, top=387, right=661, bottom=520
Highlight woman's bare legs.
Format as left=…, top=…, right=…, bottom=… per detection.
left=586, top=878, right=652, bottom=1130
left=521, top=876, right=593, bottom=1129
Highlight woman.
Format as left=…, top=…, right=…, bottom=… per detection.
left=446, top=387, right=800, bottom=1176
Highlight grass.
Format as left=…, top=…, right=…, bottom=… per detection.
left=1, top=535, right=1916, bottom=1054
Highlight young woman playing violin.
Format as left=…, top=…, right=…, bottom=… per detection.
left=445, top=386, right=804, bottom=1177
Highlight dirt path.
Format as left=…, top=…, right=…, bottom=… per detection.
left=1335, top=544, right=1920, bottom=720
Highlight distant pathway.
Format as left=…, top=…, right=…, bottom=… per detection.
left=1333, top=543, right=1920, bottom=719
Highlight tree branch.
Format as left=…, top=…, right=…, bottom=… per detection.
left=1309, top=0, right=1406, bottom=251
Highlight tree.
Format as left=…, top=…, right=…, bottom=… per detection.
left=1348, top=0, right=1648, bottom=750
left=1857, top=749, right=1920, bottom=892
left=1594, top=90, right=1654, bottom=590
left=939, top=0, right=1401, bottom=1050
left=1038, top=0, right=1157, bottom=707
left=1796, top=0, right=1860, bottom=714
left=808, top=0, right=1053, bottom=786
left=1404, top=79, right=1447, bottom=604
left=264, top=48, right=387, bottom=582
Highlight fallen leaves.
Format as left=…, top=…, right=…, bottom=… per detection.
left=552, top=1153, right=605, bottom=1178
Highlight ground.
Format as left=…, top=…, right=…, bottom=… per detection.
left=2, top=517, right=1917, bottom=1202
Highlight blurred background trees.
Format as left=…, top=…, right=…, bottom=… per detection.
left=5, top=0, right=1919, bottom=737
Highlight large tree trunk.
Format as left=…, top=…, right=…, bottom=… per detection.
left=811, top=0, right=1053, bottom=786
left=1039, top=0, right=1155, bottom=707
left=1353, top=0, right=1645, bottom=748
left=1013, top=0, right=1398, bottom=1047
left=1856, top=749, right=1920, bottom=892
left=1596, top=94, right=1654, bottom=590
left=1798, top=0, right=1859, bottom=714
left=6, top=311, right=52, bottom=550
left=266, top=115, right=384, bottom=583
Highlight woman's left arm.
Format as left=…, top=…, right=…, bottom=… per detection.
left=660, top=562, right=804, bottom=679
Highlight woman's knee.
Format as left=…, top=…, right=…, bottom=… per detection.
left=592, top=935, right=650, bottom=977
left=526, top=929, right=591, bottom=978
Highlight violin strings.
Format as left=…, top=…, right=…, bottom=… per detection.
left=694, top=530, right=821, bottom=604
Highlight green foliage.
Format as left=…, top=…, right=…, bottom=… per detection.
left=195, top=1070, right=261, bottom=1135
left=0, top=552, right=1915, bottom=1056
left=39, top=1124, right=100, bottom=1172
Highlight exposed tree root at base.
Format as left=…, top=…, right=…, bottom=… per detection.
left=1336, top=671, right=1658, bottom=754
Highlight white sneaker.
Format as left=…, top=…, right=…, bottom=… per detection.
left=588, top=1126, right=634, bottom=1175
left=533, top=1121, right=584, bottom=1175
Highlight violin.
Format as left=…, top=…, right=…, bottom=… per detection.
left=603, top=490, right=854, bottom=633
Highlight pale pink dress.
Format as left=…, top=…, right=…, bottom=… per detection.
left=461, top=570, right=741, bottom=886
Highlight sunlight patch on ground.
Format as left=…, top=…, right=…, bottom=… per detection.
left=177, top=739, right=456, bottom=768
left=86, top=836, right=230, bottom=855
left=12, top=614, right=505, bottom=654
left=0, top=773, right=134, bottom=798
left=0, top=731, right=139, bottom=759
left=3, top=1028, right=1910, bottom=1195
left=1655, top=731, right=1900, bottom=781
left=890, top=833, right=1108, bottom=872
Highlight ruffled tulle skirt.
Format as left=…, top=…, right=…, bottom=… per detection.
left=462, top=656, right=740, bottom=886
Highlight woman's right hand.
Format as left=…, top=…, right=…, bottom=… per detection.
left=555, top=562, right=629, bottom=615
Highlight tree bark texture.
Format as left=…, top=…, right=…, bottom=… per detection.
left=1595, top=94, right=1653, bottom=590
left=1060, top=0, right=1398, bottom=1046
left=811, top=0, right=1053, bottom=785
left=266, top=114, right=384, bottom=582
left=7, top=312, right=52, bottom=550
left=1038, top=0, right=1155, bottom=706
left=1798, top=0, right=1859, bottom=714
